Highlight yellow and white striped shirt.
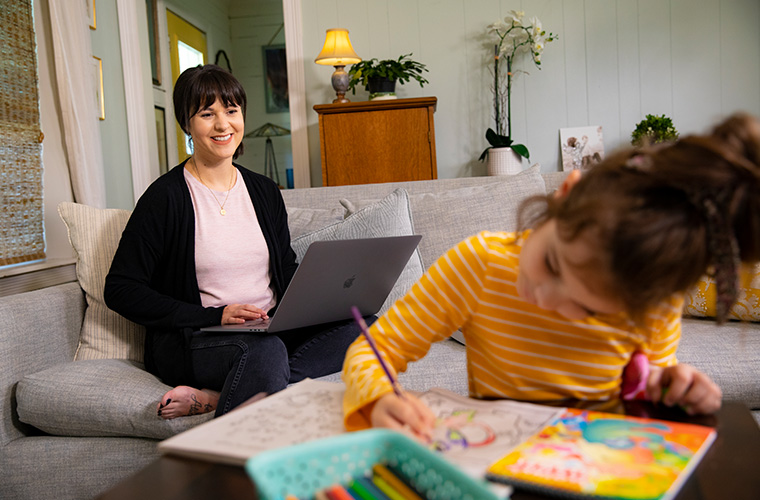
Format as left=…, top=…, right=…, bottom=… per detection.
left=342, top=231, right=683, bottom=430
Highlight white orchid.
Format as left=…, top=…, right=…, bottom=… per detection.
left=482, top=12, right=557, bottom=162
left=506, top=10, right=525, bottom=23
left=530, top=16, right=542, bottom=37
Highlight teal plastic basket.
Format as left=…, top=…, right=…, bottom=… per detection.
left=245, top=429, right=500, bottom=500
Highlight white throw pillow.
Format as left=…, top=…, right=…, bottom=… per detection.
left=291, top=188, right=424, bottom=315
left=286, top=206, right=345, bottom=239
left=58, top=202, right=145, bottom=362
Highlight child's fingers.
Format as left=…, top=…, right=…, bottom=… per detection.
left=678, top=381, right=708, bottom=414
left=393, top=395, right=434, bottom=441
left=645, top=365, right=665, bottom=402
left=679, top=373, right=722, bottom=415
left=662, top=372, right=691, bottom=407
left=649, top=364, right=722, bottom=415
left=407, top=396, right=436, bottom=439
left=372, top=393, right=434, bottom=441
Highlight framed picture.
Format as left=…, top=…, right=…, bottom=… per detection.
left=263, top=45, right=289, bottom=113
left=146, top=0, right=161, bottom=85
left=92, top=56, right=105, bottom=120
left=559, top=125, right=604, bottom=171
left=86, top=0, right=96, bottom=30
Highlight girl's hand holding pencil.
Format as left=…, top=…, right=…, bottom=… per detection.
left=646, top=363, right=722, bottom=416
left=622, top=352, right=722, bottom=415
left=370, top=392, right=436, bottom=441
left=351, top=307, right=436, bottom=441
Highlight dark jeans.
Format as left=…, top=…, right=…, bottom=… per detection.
left=186, top=316, right=376, bottom=416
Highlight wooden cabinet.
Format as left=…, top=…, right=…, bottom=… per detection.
left=314, top=97, right=437, bottom=186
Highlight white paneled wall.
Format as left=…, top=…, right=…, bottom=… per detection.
left=300, top=0, right=760, bottom=183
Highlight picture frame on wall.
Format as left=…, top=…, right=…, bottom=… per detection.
left=92, top=56, right=105, bottom=120
left=559, top=125, right=604, bottom=171
left=87, top=0, right=96, bottom=30
left=263, top=45, right=289, bottom=113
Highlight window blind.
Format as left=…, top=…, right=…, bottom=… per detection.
left=0, top=0, right=45, bottom=266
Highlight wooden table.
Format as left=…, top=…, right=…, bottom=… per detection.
left=97, top=401, right=760, bottom=500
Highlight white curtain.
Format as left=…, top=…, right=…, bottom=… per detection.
left=47, top=0, right=107, bottom=208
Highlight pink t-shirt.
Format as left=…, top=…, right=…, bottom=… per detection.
left=184, top=167, right=276, bottom=311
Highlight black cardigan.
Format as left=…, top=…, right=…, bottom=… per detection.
left=104, top=161, right=297, bottom=342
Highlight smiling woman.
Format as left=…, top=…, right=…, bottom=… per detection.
left=104, top=64, right=373, bottom=420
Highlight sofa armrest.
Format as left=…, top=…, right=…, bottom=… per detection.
left=0, top=282, right=85, bottom=445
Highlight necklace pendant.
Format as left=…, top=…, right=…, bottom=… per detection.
left=220, top=208, right=226, bottom=216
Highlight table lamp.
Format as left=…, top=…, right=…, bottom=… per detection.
left=245, top=123, right=291, bottom=187
left=314, top=28, right=361, bottom=103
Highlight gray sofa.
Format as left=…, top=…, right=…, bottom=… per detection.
left=1, top=166, right=758, bottom=500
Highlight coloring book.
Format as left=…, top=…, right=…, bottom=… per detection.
left=485, top=408, right=716, bottom=500
left=157, top=380, right=562, bottom=473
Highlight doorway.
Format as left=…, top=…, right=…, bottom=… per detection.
left=166, top=9, right=207, bottom=163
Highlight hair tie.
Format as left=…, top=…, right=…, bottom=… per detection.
left=624, top=152, right=651, bottom=170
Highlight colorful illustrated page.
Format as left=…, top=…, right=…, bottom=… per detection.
left=487, top=408, right=716, bottom=500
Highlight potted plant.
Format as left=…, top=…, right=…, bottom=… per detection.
left=347, top=53, right=429, bottom=100
left=631, top=114, right=679, bottom=146
left=480, top=11, right=557, bottom=175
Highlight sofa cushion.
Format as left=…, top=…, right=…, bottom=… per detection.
left=291, top=188, right=424, bottom=315
left=58, top=202, right=145, bottom=362
left=684, top=264, right=760, bottom=321
left=677, top=317, right=760, bottom=408
left=341, top=165, right=546, bottom=268
left=287, top=206, right=345, bottom=239
left=16, top=359, right=213, bottom=439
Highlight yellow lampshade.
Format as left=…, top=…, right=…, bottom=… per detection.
left=315, top=29, right=361, bottom=66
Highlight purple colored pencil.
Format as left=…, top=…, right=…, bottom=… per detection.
left=350, top=306, right=405, bottom=399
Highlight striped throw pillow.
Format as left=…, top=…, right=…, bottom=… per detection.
left=58, top=202, right=145, bottom=362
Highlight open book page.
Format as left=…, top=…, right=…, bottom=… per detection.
left=419, top=388, right=564, bottom=477
left=158, top=379, right=346, bottom=465
left=158, top=379, right=563, bottom=475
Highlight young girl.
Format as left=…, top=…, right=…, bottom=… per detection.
left=342, top=113, right=760, bottom=436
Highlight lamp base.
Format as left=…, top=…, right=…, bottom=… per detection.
left=331, top=65, right=351, bottom=103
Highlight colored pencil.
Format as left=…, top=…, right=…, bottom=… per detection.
left=325, top=484, right=356, bottom=500
left=371, top=475, right=405, bottom=500
left=347, top=479, right=379, bottom=500
left=372, top=464, right=424, bottom=500
left=351, top=476, right=390, bottom=500
left=351, top=306, right=406, bottom=399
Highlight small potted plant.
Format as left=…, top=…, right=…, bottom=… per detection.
left=347, top=53, right=429, bottom=100
left=631, top=114, right=679, bottom=146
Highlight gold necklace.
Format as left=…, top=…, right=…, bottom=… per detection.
left=191, top=157, right=235, bottom=216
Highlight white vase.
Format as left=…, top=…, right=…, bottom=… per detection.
left=487, top=147, right=523, bottom=176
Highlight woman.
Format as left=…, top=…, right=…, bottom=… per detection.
left=105, top=64, right=369, bottom=419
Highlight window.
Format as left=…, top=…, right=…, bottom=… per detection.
left=0, top=0, right=45, bottom=267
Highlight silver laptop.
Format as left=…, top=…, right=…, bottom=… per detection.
left=200, top=235, right=421, bottom=334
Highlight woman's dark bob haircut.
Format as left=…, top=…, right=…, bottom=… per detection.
left=173, top=64, right=247, bottom=159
